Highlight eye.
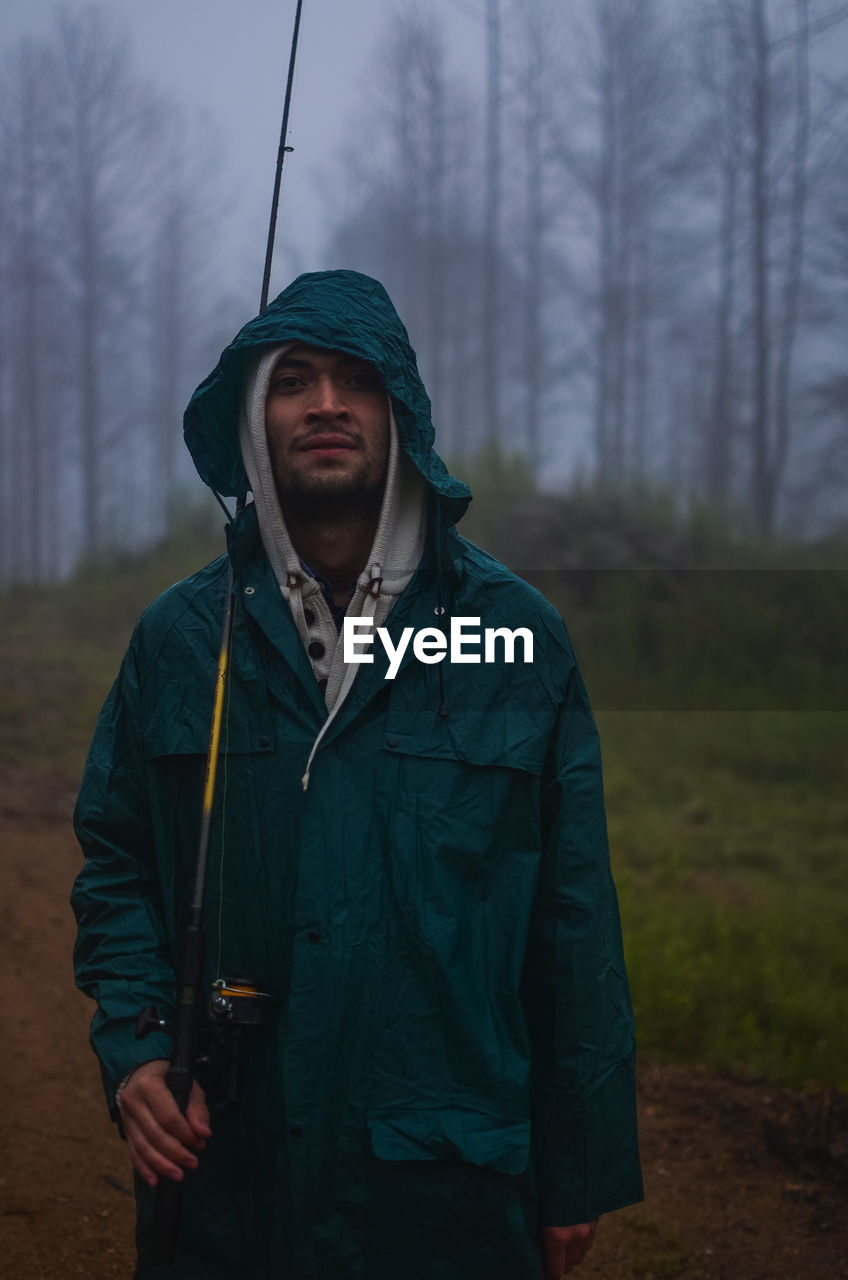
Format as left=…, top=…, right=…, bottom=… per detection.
left=270, top=372, right=304, bottom=392
left=348, top=370, right=382, bottom=390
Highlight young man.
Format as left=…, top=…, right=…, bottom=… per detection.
left=72, top=269, right=642, bottom=1279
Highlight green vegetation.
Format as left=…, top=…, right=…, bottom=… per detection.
left=599, top=710, right=848, bottom=1089
left=518, top=512, right=848, bottom=1090
left=0, top=514, right=223, bottom=784
left=2, top=492, right=846, bottom=1090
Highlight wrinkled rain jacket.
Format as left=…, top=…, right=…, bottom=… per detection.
left=72, top=270, right=642, bottom=1279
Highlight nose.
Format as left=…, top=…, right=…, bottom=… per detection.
left=306, top=374, right=349, bottom=421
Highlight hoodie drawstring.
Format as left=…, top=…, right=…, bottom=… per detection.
left=300, top=565, right=383, bottom=791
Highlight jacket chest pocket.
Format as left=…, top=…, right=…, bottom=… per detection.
left=375, top=703, right=556, bottom=995
left=141, top=667, right=277, bottom=884
left=142, top=663, right=275, bottom=761
left=381, top=698, right=552, bottom=895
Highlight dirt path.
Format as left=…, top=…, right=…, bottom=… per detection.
left=2, top=795, right=846, bottom=1280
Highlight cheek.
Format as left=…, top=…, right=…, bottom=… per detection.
left=372, top=407, right=391, bottom=459
left=265, top=407, right=297, bottom=459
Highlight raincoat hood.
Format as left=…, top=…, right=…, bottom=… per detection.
left=184, top=269, right=471, bottom=524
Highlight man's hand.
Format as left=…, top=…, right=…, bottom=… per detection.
left=118, top=1058, right=211, bottom=1188
left=538, top=1221, right=598, bottom=1278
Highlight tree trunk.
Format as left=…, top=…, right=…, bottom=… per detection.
left=594, top=1, right=617, bottom=483
left=523, top=9, right=544, bottom=478
left=483, top=0, right=502, bottom=447
left=709, top=145, right=738, bottom=512
left=750, top=0, right=773, bottom=535
left=772, top=0, right=810, bottom=508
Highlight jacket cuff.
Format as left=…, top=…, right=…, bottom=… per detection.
left=532, top=1060, right=644, bottom=1225
left=95, top=1024, right=174, bottom=1122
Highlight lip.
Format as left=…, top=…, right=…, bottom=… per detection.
left=299, top=434, right=357, bottom=454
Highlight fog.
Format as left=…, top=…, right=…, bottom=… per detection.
left=2, top=0, right=847, bottom=581
left=1, top=0, right=484, bottom=283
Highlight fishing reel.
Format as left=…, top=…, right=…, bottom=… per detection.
left=207, top=976, right=274, bottom=1029
left=136, top=976, right=274, bottom=1108
left=196, top=977, right=275, bottom=1107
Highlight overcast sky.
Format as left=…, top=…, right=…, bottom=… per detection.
left=2, top=0, right=484, bottom=297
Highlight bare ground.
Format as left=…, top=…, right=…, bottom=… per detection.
left=2, top=782, right=847, bottom=1280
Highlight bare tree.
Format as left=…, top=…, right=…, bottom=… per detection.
left=507, top=0, right=561, bottom=477
left=49, top=6, right=167, bottom=555
left=324, top=11, right=495, bottom=459
left=145, top=115, right=226, bottom=536
left=694, top=2, right=748, bottom=515
left=483, top=0, right=503, bottom=446
left=703, top=0, right=834, bottom=535
left=772, top=0, right=812, bottom=524
left=0, top=37, right=64, bottom=581
left=316, top=0, right=848, bottom=541
left=0, top=6, right=232, bottom=582
left=565, top=0, right=689, bottom=487
left=749, top=0, right=776, bottom=534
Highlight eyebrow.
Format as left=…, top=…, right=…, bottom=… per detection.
left=272, top=353, right=373, bottom=371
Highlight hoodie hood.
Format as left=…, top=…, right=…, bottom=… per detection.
left=238, top=342, right=428, bottom=720
left=183, top=269, right=471, bottom=524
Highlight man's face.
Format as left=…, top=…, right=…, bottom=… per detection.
left=264, top=344, right=390, bottom=522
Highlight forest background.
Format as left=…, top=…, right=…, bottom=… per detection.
left=1, top=0, right=847, bottom=1097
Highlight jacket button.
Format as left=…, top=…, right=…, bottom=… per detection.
left=307, top=930, right=321, bottom=943
left=387, top=736, right=399, bottom=749
left=308, top=640, right=325, bottom=659
left=304, top=608, right=316, bottom=626
left=289, top=1126, right=303, bottom=1138
left=258, top=735, right=271, bottom=749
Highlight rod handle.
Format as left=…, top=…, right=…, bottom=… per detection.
left=152, top=1177, right=183, bottom=1266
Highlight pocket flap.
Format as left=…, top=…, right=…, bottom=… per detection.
left=142, top=672, right=274, bottom=759
left=367, top=1109, right=530, bottom=1175
left=381, top=724, right=547, bottom=776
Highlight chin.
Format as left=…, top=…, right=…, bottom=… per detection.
left=277, top=472, right=385, bottom=521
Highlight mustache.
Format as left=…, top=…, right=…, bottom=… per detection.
left=295, top=428, right=361, bottom=448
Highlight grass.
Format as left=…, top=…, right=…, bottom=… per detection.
left=2, top=521, right=846, bottom=1090
left=598, top=710, right=848, bottom=1089
left=0, top=527, right=222, bottom=785
left=518, top=557, right=848, bottom=1088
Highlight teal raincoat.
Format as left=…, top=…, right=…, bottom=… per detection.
left=72, top=270, right=642, bottom=1279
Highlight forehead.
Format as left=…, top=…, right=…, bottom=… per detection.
left=271, top=343, right=375, bottom=372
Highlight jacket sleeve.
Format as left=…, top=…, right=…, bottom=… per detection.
left=71, top=634, right=175, bottom=1115
left=520, top=624, right=643, bottom=1225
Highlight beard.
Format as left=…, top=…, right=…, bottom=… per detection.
left=275, top=462, right=386, bottom=530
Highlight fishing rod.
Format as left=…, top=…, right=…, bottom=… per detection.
left=261, top=0, right=304, bottom=312
left=136, top=2, right=305, bottom=1264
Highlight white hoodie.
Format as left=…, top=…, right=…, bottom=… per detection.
left=238, top=344, right=429, bottom=785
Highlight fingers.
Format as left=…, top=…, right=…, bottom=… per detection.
left=539, top=1221, right=599, bottom=1278
left=187, top=1077, right=212, bottom=1141
left=118, top=1060, right=211, bottom=1188
left=126, top=1115, right=198, bottom=1188
left=561, top=1221, right=595, bottom=1273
